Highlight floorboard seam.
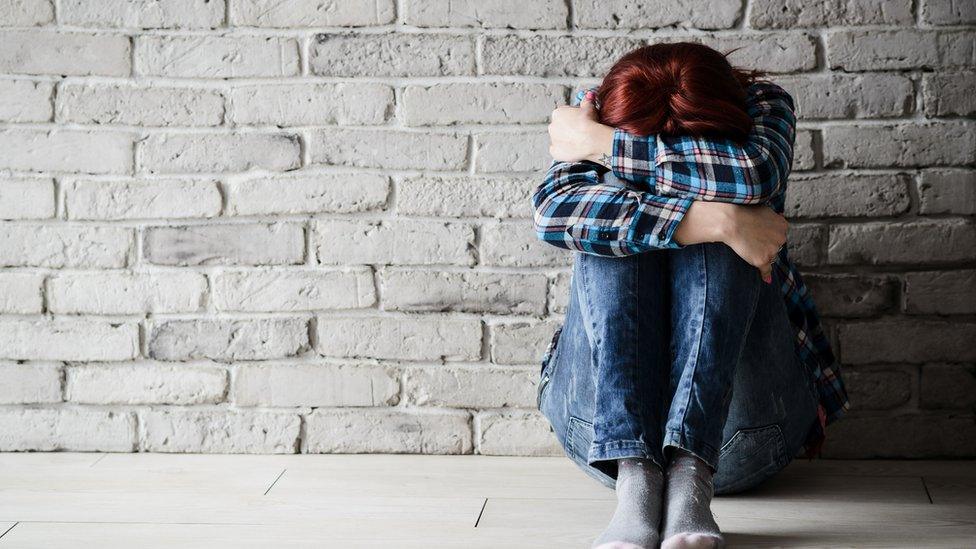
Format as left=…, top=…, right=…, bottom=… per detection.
left=473, top=498, right=488, bottom=527
left=264, top=468, right=287, bottom=496
left=0, top=522, right=18, bottom=541
left=920, top=476, right=934, bottom=504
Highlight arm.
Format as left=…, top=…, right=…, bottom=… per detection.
left=532, top=160, right=694, bottom=256
left=597, top=82, right=797, bottom=204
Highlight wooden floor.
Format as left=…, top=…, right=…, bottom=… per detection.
left=0, top=453, right=973, bottom=548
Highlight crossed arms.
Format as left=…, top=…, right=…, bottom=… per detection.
left=531, top=81, right=797, bottom=257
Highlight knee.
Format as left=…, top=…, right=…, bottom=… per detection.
left=672, top=242, right=760, bottom=288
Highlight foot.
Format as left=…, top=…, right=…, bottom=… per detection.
left=661, top=450, right=724, bottom=549
left=592, top=458, right=664, bottom=549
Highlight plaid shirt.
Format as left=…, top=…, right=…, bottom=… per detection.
left=532, top=81, right=850, bottom=454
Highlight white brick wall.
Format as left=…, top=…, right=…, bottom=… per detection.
left=0, top=0, right=973, bottom=458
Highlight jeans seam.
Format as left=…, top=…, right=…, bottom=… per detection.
left=671, top=244, right=708, bottom=432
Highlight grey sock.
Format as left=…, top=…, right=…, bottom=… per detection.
left=592, top=458, right=664, bottom=549
left=661, top=449, right=724, bottom=549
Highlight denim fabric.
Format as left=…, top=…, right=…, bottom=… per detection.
left=537, top=243, right=819, bottom=494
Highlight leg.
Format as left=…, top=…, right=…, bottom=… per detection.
left=662, top=242, right=765, bottom=549
left=712, top=267, right=819, bottom=495
left=576, top=250, right=672, bottom=476
left=538, top=251, right=672, bottom=549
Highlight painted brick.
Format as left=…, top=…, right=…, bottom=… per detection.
left=144, top=223, right=305, bottom=266
left=842, top=367, right=912, bottom=411
left=0, top=362, right=61, bottom=404
left=139, top=132, right=301, bottom=174
left=838, top=320, right=976, bottom=364
left=403, top=365, right=538, bottom=408
left=786, top=224, right=826, bottom=267
left=148, top=318, right=310, bottom=361
left=923, top=73, right=976, bottom=117
left=921, top=0, right=976, bottom=24
left=48, top=272, right=207, bottom=314
left=136, top=35, right=300, bottom=77
left=314, top=219, right=475, bottom=266
left=0, top=129, right=134, bottom=174
left=232, top=362, right=399, bottom=407
left=0, top=224, right=132, bottom=268
left=698, top=33, right=818, bottom=73
left=225, top=173, right=389, bottom=216
left=785, top=173, right=911, bottom=219
left=0, top=0, right=53, bottom=26
left=822, top=413, right=976, bottom=458
left=490, top=320, right=562, bottom=365
left=0, top=319, right=139, bottom=361
left=0, top=273, right=43, bottom=313
left=475, top=410, right=562, bottom=456
left=481, top=220, right=573, bottom=267
left=57, top=83, right=224, bottom=127
left=397, top=175, right=534, bottom=218
left=918, top=170, right=976, bottom=215
left=66, top=363, right=227, bottom=405
left=823, top=122, right=976, bottom=168
left=0, top=408, right=135, bottom=452
left=473, top=130, right=550, bottom=173
left=803, top=274, right=899, bottom=318
left=304, top=408, right=473, bottom=454
left=405, top=0, right=567, bottom=29
left=793, top=129, right=816, bottom=171
left=750, top=0, right=912, bottom=28
left=309, top=129, right=467, bottom=171
left=402, top=83, right=566, bottom=125
left=0, top=177, right=55, bottom=219
left=379, top=268, right=547, bottom=315
left=316, top=315, right=482, bottom=361
left=140, top=409, right=300, bottom=453
left=481, top=35, right=644, bottom=77
left=904, top=270, right=976, bottom=315
left=920, top=364, right=976, bottom=410
left=0, top=30, right=130, bottom=76
left=60, top=0, right=224, bottom=28
left=828, top=220, right=976, bottom=265
left=226, top=83, right=393, bottom=126
left=65, top=179, right=222, bottom=220
left=229, top=0, right=395, bottom=26
left=212, top=268, right=376, bottom=312
left=548, top=271, right=572, bottom=314
left=310, top=33, right=475, bottom=77
left=778, top=73, right=914, bottom=120
left=574, top=0, right=741, bottom=30
left=827, top=30, right=975, bottom=70
left=0, top=79, right=53, bottom=122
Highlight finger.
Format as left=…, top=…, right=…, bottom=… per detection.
left=759, top=264, right=773, bottom=284
left=579, top=94, right=598, bottom=119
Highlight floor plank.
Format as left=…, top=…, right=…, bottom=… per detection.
left=270, top=454, right=613, bottom=500
left=0, top=465, right=282, bottom=495
left=925, top=475, right=976, bottom=505
left=0, top=453, right=102, bottom=469
left=782, top=459, right=976, bottom=478
left=0, top=522, right=593, bottom=549
left=0, top=491, right=486, bottom=527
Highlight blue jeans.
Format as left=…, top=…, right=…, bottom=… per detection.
left=537, top=243, right=820, bottom=494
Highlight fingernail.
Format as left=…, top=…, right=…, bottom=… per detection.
left=763, top=274, right=772, bottom=284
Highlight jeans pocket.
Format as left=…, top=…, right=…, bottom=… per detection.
left=715, top=424, right=790, bottom=495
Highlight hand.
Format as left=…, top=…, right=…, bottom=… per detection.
left=722, top=205, right=789, bottom=283
left=547, top=93, right=615, bottom=165
left=674, top=202, right=787, bottom=284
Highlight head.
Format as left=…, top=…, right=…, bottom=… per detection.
left=595, top=42, right=765, bottom=141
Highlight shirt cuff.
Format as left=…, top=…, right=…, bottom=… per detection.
left=610, top=127, right=658, bottom=182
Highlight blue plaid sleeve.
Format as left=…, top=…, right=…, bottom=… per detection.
left=610, top=81, right=797, bottom=205
left=532, top=160, right=694, bottom=256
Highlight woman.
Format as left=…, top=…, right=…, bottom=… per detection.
left=533, top=43, right=850, bottom=549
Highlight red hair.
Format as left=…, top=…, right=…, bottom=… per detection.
left=596, top=42, right=765, bottom=142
